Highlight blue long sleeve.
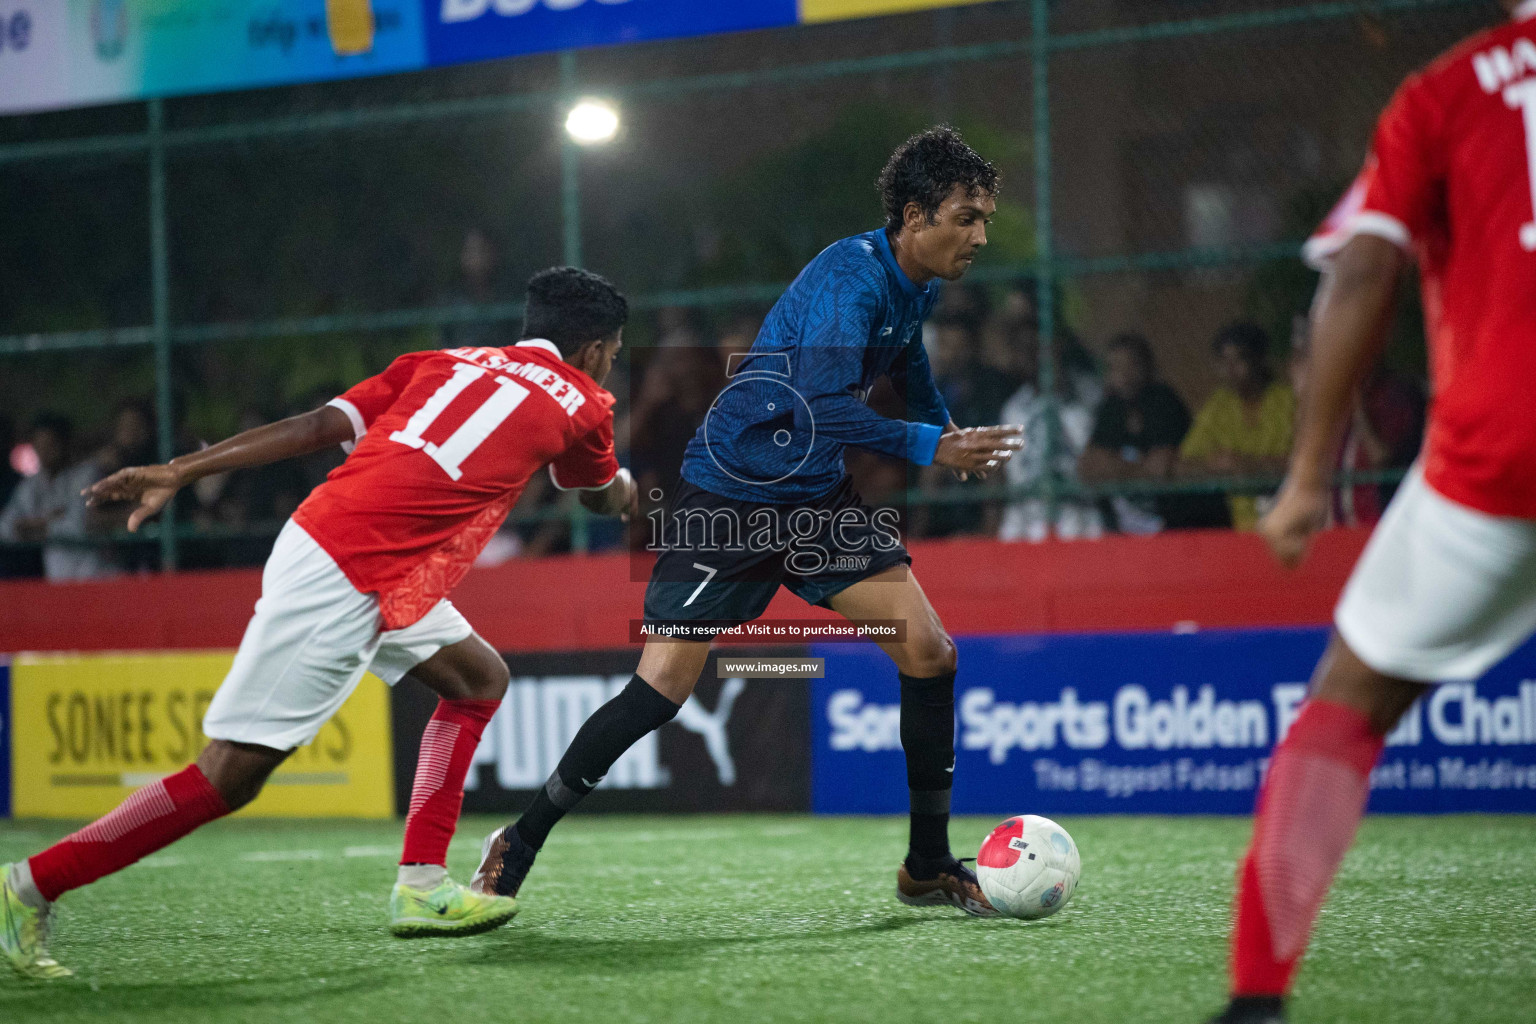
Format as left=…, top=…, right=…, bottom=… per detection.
left=681, top=229, right=945, bottom=503
left=886, top=333, right=950, bottom=429
left=794, top=263, right=943, bottom=464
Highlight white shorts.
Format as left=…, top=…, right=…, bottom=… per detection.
left=203, top=520, right=473, bottom=750
left=1335, top=466, right=1536, bottom=682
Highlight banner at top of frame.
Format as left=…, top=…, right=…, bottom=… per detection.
left=421, top=0, right=1004, bottom=66
left=0, top=0, right=427, bottom=115
left=422, top=0, right=797, bottom=67
left=0, top=0, right=1010, bottom=116
left=799, top=0, right=999, bottom=24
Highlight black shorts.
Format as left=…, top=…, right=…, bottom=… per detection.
left=642, top=476, right=911, bottom=631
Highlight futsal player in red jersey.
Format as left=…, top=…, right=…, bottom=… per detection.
left=1, top=268, right=638, bottom=977
left=1208, top=3, right=1536, bottom=1020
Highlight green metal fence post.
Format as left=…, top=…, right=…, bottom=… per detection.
left=559, top=51, right=584, bottom=270
left=559, top=51, right=593, bottom=552
left=1031, top=0, right=1060, bottom=529
left=148, top=98, right=178, bottom=570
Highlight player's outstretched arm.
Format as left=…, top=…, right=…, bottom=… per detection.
left=1261, top=234, right=1403, bottom=568
left=577, top=468, right=637, bottom=520
left=85, top=406, right=356, bottom=532
left=932, top=425, right=1025, bottom=477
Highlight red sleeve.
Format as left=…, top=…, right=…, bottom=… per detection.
left=327, top=352, right=426, bottom=451
left=1304, top=75, right=1444, bottom=268
left=548, top=415, right=621, bottom=491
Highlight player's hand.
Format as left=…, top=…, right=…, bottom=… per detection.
left=619, top=469, right=639, bottom=523
left=84, top=464, right=182, bottom=532
left=1258, top=478, right=1330, bottom=569
left=934, top=425, right=1024, bottom=478
left=580, top=467, right=636, bottom=520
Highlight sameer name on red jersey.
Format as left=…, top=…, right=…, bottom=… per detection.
left=444, top=346, right=589, bottom=416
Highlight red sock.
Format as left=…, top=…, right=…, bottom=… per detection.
left=28, top=764, right=230, bottom=902
left=1231, top=699, right=1384, bottom=997
left=400, top=699, right=500, bottom=868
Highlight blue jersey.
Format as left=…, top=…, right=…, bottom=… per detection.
left=680, top=229, right=949, bottom=503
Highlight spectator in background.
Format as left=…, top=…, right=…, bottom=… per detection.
left=973, top=313, right=1033, bottom=427
left=930, top=317, right=983, bottom=427
left=439, top=227, right=513, bottom=350
left=997, top=331, right=1104, bottom=543
left=95, top=400, right=158, bottom=475
left=0, top=413, right=114, bottom=580
left=1288, top=317, right=1425, bottom=527
left=184, top=407, right=313, bottom=568
left=716, top=313, right=761, bottom=369
left=94, top=400, right=162, bottom=570
left=1179, top=321, right=1294, bottom=531
left=630, top=342, right=724, bottom=499
left=0, top=415, right=36, bottom=578
left=0, top=416, right=19, bottom=516
left=914, top=317, right=985, bottom=537
left=1078, top=332, right=1193, bottom=534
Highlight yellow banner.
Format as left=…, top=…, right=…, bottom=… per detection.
left=799, top=0, right=997, bottom=24
left=11, top=652, right=393, bottom=819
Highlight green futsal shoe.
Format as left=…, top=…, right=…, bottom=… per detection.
left=388, top=876, right=519, bottom=938
left=1, top=863, right=72, bottom=979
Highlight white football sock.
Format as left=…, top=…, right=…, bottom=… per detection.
left=397, top=863, right=447, bottom=890
left=9, top=861, right=48, bottom=910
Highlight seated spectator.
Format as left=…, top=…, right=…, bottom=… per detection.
left=95, top=400, right=162, bottom=570
left=0, top=413, right=114, bottom=580
left=0, top=416, right=36, bottom=579
left=997, top=336, right=1104, bottom=543
left=183, top=407, right=313, bottom=568
left=0, top=416, right=19, bottom=519
left=630, top=343, right=725, bottom=498
left=95, top=399, right=158, bottom=475
left=1078, top=333, right=1193, bottom=534
left=438, top=227, right=513, bottom=349
left=912, top=318, right=984, bottom=538
left=972, top=314, right=1032, bottom=427
left=716, top=313, right=762, bottom=368
left=929, top=316, right=982, bottom=425
left=1288, top=319, right=1425, bottom=527
left=1179, top=322, right=1295, bottom=531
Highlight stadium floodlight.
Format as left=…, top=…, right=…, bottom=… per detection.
left=565, top=99, right=620, bottom=145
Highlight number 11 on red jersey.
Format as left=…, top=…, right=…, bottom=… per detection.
left=1508, top=78, right=1536, bottom=252
left=389, top=362, right=532, bottom=480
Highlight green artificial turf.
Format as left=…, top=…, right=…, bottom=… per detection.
left=2, top=815, right=1533, bottom=1023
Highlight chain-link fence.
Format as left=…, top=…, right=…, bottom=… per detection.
left=0, top=0, right=1490, bottom=573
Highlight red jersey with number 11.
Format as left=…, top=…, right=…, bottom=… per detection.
left=1305, top=1, right=1536, bottom=519
left=293, top=339, right=619, bottom=628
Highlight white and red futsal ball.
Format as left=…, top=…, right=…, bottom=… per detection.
left=976, top=814, right=1082, bottom=920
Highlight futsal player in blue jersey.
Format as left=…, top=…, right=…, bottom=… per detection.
left=473, top=127, right=1023, bottom=915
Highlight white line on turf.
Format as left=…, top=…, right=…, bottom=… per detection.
left=342, top=845, right=399, bottom=858
left=140, top=856, right=186, bottom=869
left=240, top=850, right=326, bottom=862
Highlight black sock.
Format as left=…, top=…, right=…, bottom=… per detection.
left=514, top=674, right=681, bottom=850
left=900, top=669, right=956, bottom=861
left=1223, top=995, right=1284, bottom=1022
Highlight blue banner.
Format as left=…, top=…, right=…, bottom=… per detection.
left=812, top=629, right=1536, bottom=815
left=0, top=1, right=427, bottom=116
left=423, top=0, right=798, bottom=67
left=0, top=662, right=10, bottom=819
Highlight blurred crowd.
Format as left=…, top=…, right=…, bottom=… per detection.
left=0, top=230, right=1427, bottom=582
left=907, top=290, right=1424, bottom=544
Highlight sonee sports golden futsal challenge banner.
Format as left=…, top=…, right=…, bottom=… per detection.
left=8, top=653, right=394, bottom=819
left=0, top=0, right=1001, bottom=115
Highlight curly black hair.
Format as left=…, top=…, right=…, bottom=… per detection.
left=1210, top=321, right=1273, bottom=368
left=522, top=267, right=629, bottom=357
left=877, top=125, right=999, bottom=232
